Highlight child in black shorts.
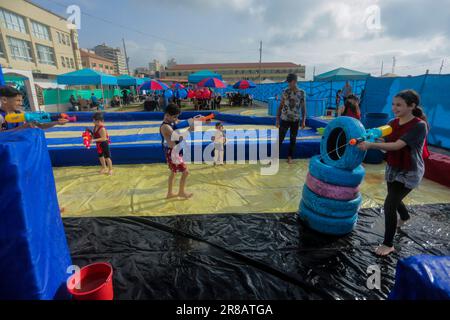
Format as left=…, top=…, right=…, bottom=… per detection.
left=91, top=112, right=113, bottom=175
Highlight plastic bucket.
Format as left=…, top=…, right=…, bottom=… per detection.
left=67, top=262, right=113, bottom=300
left=363, top=113, right=389, bottom=164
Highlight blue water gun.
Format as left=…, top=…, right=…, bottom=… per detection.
left=349, top=125, right=393, bottom=146
left=5, top=112, right=77, bottom=123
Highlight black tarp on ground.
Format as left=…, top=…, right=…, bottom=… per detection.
left=63, top=204, right=450, bottom=300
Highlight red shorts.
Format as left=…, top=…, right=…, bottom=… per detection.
left=165, top=147, right=187, bottom=173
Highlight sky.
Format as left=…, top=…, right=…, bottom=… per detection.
left=32, top=0, right=450, bottom=79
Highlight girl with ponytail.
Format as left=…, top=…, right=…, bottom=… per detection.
left=357, top=89, right=429, bottom=256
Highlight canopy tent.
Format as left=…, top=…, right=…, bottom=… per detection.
left=314, top=67, right=370, bottom=82
left=188, top=70, right=222, bottom=84
left=56, top=68, right=118, bottom=111
left=57, top=68, right=117, bottom=86
left=117, top=75, right=150, bottom=86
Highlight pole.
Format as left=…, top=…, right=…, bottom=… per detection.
left=380, top=60, right=384, bottom=76
left=439, top=59, right=445, bottom=74
left=392, top=56, right=396, bottom=74
left=123, top=38, right=130, bottom=76
left=258, top=41, right=262, bottom=84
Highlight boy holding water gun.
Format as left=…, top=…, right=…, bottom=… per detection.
left=91, top=112, right=113, bottom=175
left=0, top=86, right=69, bottom=132
left=160, top=104, right=196, bottom=199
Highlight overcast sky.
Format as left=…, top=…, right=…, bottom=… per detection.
left=32, top=0, right=450, bottom=79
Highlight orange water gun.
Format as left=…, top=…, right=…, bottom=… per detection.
left=82, top=129, right=93, bottom=149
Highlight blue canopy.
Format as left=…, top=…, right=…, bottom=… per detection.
left=188, top=70, right=222, bottom=84
left=314, top=68, right=370, bottom=82
left=0, top=64, right=5, bottom=86
left=57, top=68, right=118, bottom=86
left=117, top=75, right=150, bottom=86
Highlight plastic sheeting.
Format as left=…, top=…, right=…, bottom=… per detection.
left=0, top=129, right=72, bottom=300
left=54, top=161, right=450, bottom=218
left=361, top=75, right=450, bottom=149
left=389, top=255, right=450, bottom=300
left=63, top=203, right=450, bottom=300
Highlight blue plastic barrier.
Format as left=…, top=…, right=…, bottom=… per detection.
left=361, top=75, right=450, bottom=149
left=389, top=255, right=450, bottom=300
left=0, top=129, right=72, bottom=300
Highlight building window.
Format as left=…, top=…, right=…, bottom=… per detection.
left=61, top=56, right=66, bottom=67
left=0, top=36, right=5, bottom=58
left=92, top=62, right=97, bottom=67
left=36, top=44, right=55, bottom=66
left=31, top=21, right=51, bottom=41
left=7, top=37, right=33, bottom=62
left=70, top=58, right=75, bottom=68
left=0, top=9, right=27, bottom=34
left=65, top=34, right=71, bottom=47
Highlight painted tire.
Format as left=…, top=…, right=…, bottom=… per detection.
left=301, top=186, right=361, bottom=219
left=306, top=173, right=359, bottom=201
left=320, top=116, right=367, bottom=170
left=309, top=155, right=365, bottom=188
left=299, top=201, right=358, bottom=236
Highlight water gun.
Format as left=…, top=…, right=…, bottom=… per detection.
left=5, top=112, right=77, bottom=123
left=349, top=125, right=392, bottom=146
left=82, top=129, right=93, bottom=149
left=175, top=113, right=215, bottom=129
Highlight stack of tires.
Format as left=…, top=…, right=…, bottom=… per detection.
left=299, top=117, right=367, bottom=235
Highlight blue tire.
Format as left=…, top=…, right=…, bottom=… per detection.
left=301, top=186, right=361, bottom=219
left=299, top=201, right=358, bottom=236
left=320, top=116, right=367, bottom=170
left=309, top=155, right=365, bottom=188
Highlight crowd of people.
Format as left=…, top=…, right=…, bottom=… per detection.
left=226, top=92, right=253, bottom=106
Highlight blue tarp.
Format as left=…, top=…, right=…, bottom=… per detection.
left=0, top=129, right=72, bottom=300
left=0, top=64, right=5, bottom=86
left=360, top=75, right=450, bottom=149
left=244, top=80, right=366, bottom=108
left=188, top=70, right=222, bottom=84
left=57, top=68, right=118, bottom=86
left=389, top=255, right=450, bottom=300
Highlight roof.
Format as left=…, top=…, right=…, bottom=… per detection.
left=314, top=67, right=370, bottom=81
left=167, top=62, right=300, bottom=71
left=80, top=50, right=115, bottom=64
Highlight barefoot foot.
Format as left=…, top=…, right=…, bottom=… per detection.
left=287, top=157, right=293, bottom=165
left=178, top=192, right=193, bottom=199
left=108, top=170, right=113, bottom=176
left=375, top=245, right=395, bottom=256
left=100, top=168, right=108, bottom=174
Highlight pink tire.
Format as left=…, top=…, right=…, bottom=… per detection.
left=306, top=173, right=359, bottom=201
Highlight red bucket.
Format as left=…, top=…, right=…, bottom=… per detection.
left=67, top=262, right=113, bottom=300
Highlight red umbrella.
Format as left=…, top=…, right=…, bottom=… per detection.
left=197, top=77, right=226, bottom=88
left=138, top=80, right=169, bottom=91
left=172, top=83, right=185, bottom=89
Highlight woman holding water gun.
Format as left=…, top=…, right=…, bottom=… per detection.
left=357, top=90, right=429, bottom=256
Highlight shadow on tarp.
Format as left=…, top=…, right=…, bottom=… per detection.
left=63, top=203, right=450, bottom=300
